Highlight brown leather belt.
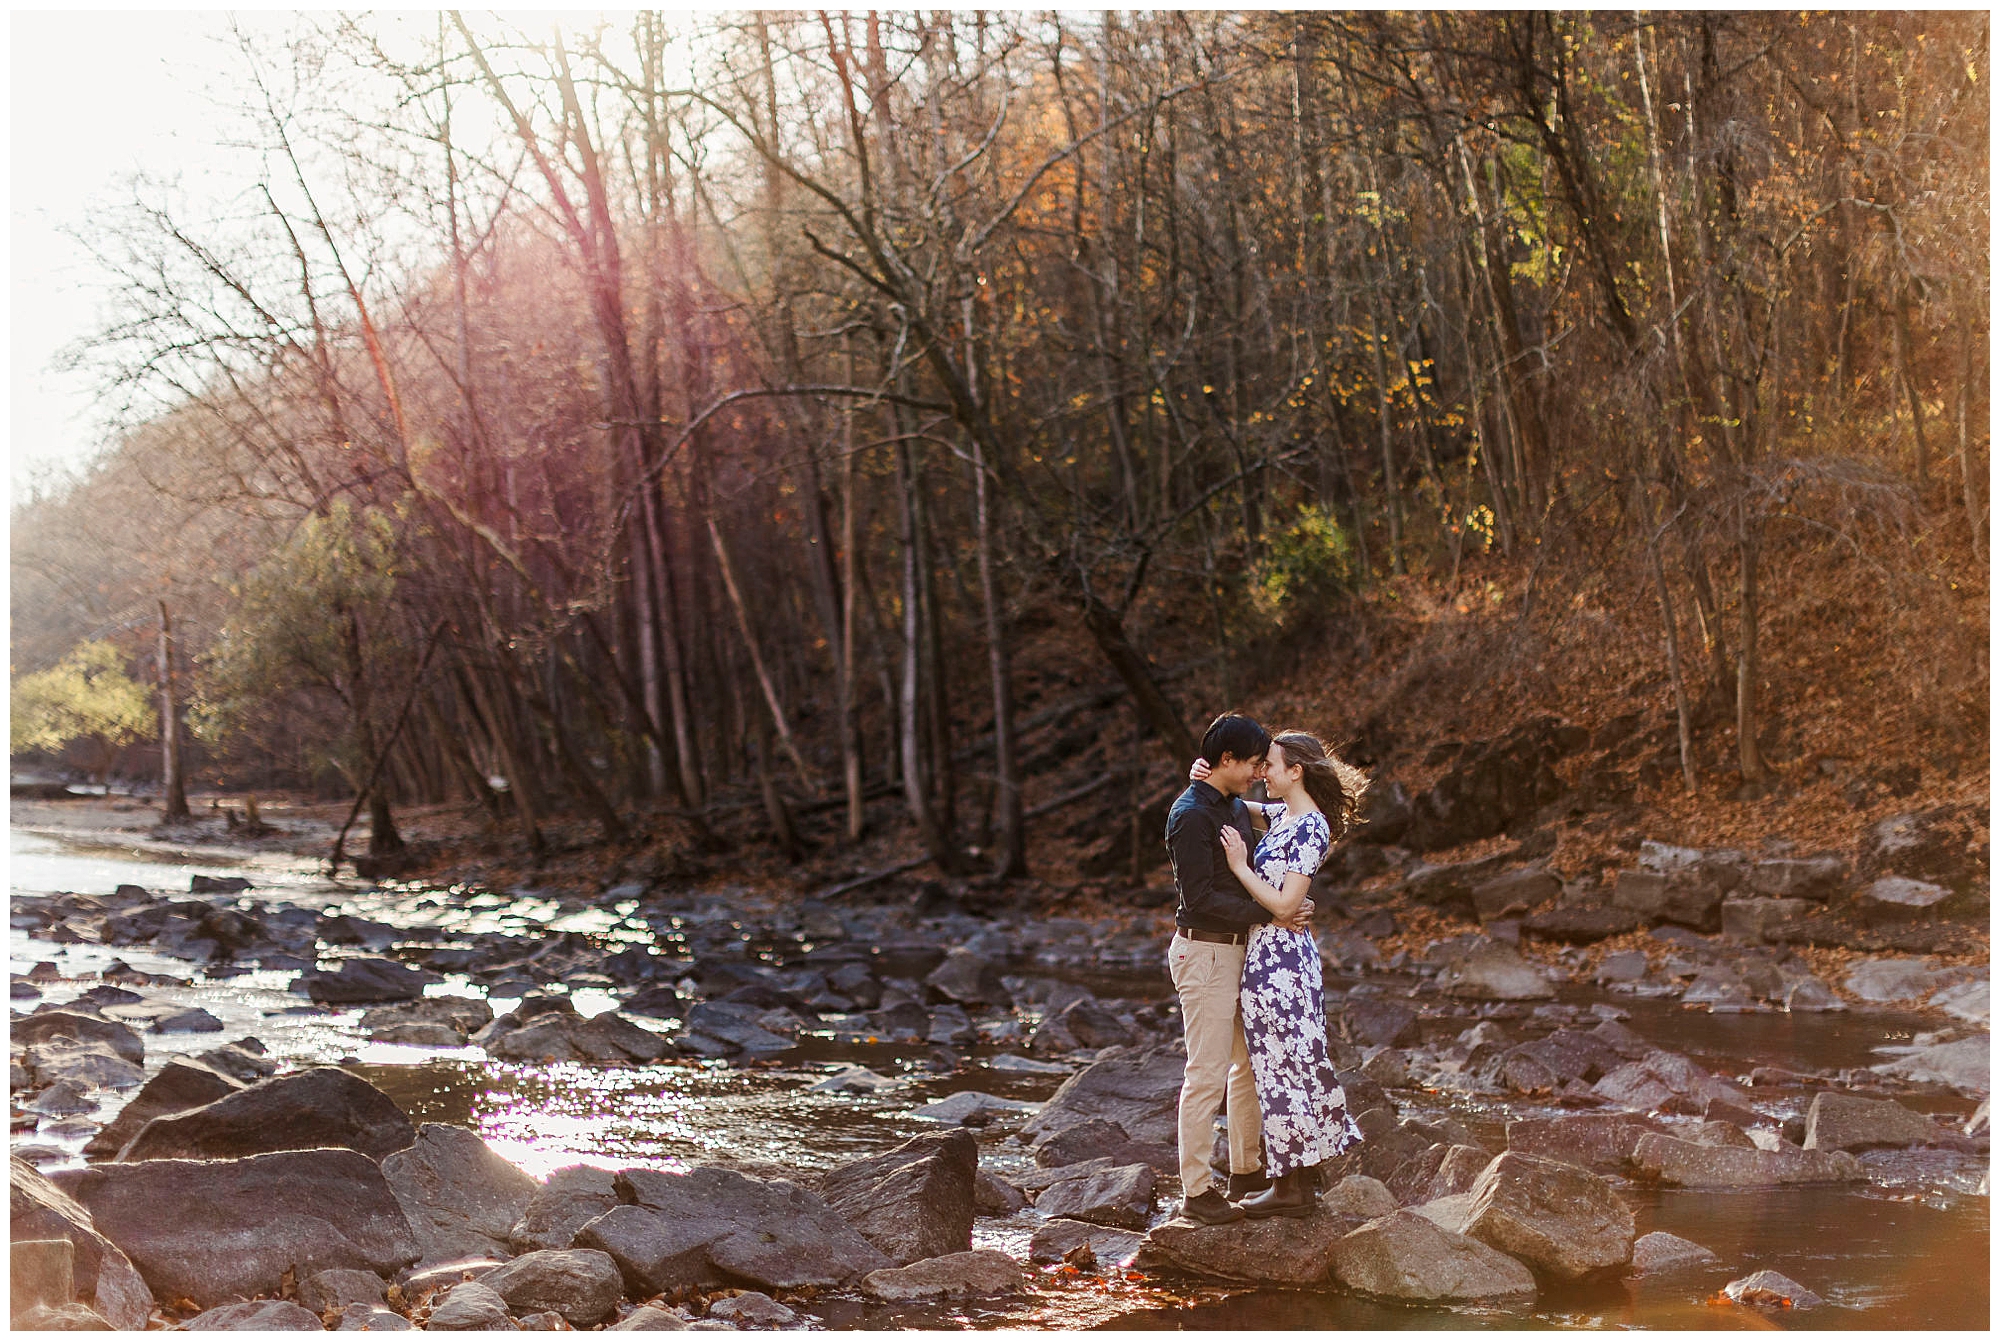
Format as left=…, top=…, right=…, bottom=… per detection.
left=1177, top=927, right=1249, bottom=946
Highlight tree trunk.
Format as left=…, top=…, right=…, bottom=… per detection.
left=1080, top=593, right=1198, bottom=765
left=343, top=609, right=404, bottom=860
left=157, top=599, right=189, bottom=822
left=839, top=336, right=866, bottom=841
left=1735, top=519, right=1768, bottom=785
left=1895, top=286, right=1931, bottom=488
left=971, top=425, right=1025, bottom=879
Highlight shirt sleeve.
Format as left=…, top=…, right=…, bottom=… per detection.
left=1285, top=813, right=1332, bottom=876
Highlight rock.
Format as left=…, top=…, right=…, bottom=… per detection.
left=425, top=1280, right=513, bottom=1330
left=1845, top=956, right=1949, bottom=1003
left=1593, top=1052, right=1748, bottom=1112
left=678, top=1003, right=794, bottom=1056
left=1630, top=1231, right=1719, bottom=1275
left=569, top=1011, right=672, bottom=1064
left=363, top=996, right=493, bottom=1034
left=1457, top=1152, right=1633, bottom=1282
left=184, top=1299, right=326, bottom=1330
left=488, top=1019, right=587, bottom=1063
left=63, top=1148, right=419, bottom=1309
left=190, top=875, right=253, bottom=894
left=621, top=986, right=685, bottom=1019
left=1612, top=870, right=1724, bottom=932
left=1019, top=1046, right=1184, bottom=1148
left=1470, top=868, right=1560, bottom=921
left=1803, top=1092, right=1971, bottom=1152
left=510, top=1165, right=619, bottom=1254
left=1855, top=876, right=1953, bottom=922
left=1630, top=1133, right=1863, bottom=1187
left=1038, top=998, right=1133, bottom=1050
left=24, top=1041, right=144, bottom=1092
left=707, top=1291, right=796, bottom=1326
left=479, top=1249, right=622, bottom=1327
left=1032, top=1117, right=1157, bottom=1169
left=1033, top=1162, right=1155, bottom=1229
left=1029, top=1218, right=1144, bottom=1267
left=8, top=1158, right=154, bottom=1330
left=575, top=1166, right=892, bottom=1294
left=120, top=1066, right=416, bottom=1162
left=336, top=1303, right=415, bottom=1330
left=149, top=1006, right=226, bottom=1034
left=13, top=1012, right=145, bottom=1066
left=807, top=1066, right=899, bottom=1095
left=398, top=1259, right=504, bottom=1297
left=922, top=951, right=1009, bottom=1008
left=1359, top=1048, right=1409, bottom=1089
left=513, top=1311, right=564, bottom=1331
left=1321, top=1175, right=1399, bottom=1220
left=82, top=1059, right=242, bottom=1161
left=1931, top=978, right=1990, bottom=1025
left=607, top=1305, right=691, bottom=1329
left=1860, top=806, right=1989, bottom=898
left=1872, top=1035, right=1989, bottom=1092
left=819, top=1130, right=976, bottom=1265
left=373, top=1023, right=466, bottom=1047
left=1140, top=1201, right=1369, bottom=1287
left=1720, top=899, right=1816, bottom=944
left=908, top=1091, right=1037, bottom=1125
left=298, top=1267, right=389, bottom=1313
left=862, top=1249, right=1022, bottom=1302
left=25, top=1080, right=96, bottom=1115
left=1330, top=1210, right=1538, bottom=1303
left=196, top=1042, right=279, bottom=1083
left=1723, top=1268, right=1823, bottom=1309
left=1784, top=978, right=1845, bottom=1012
left=1522, top=906, right=1642, bottom=944
left=1595, top=951, right=1649, bottom=982
left=1336, top=999, right=1422, bottom=1049
left=382, top=1124, right=538, bottom=1264
left=1438, top=944, right=1555, bottom=1001
left=13, top=1237, right=75, bottom=1318
left=974, top=1169, right=1028, bottom=1216
left=1746, top=856, right=1846, bottom=901
left=299, top=958, right=440, bottom=1004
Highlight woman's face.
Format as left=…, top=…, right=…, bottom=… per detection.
left=1265, top=742, right=1301, bottom=797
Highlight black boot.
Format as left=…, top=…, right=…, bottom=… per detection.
left=1239, top=1166, right=1316, bottom=1220
left=1228, top=1169, right=1272, bottom=1201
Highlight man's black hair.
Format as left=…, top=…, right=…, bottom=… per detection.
left=1199, top=712, right=1271, bottom=766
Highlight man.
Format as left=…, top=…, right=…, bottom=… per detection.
left=1163, top=712, right=1309, bottom=1225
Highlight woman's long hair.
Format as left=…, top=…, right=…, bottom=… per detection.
left=1272, top=730, right=1369, bottom=842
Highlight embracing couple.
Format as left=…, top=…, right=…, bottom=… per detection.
left=1164, top=712, right=1369, bottom=1224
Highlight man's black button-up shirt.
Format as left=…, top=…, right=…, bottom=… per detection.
left=1165, top=780, right=1271, bottom=933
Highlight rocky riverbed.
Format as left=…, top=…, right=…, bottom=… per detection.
left=8, top=812, right=1990, bottom=1330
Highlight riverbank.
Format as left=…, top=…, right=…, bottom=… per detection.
left=9, top=803, right=1990, bottom=1330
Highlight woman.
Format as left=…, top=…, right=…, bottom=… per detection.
left=1195, top=729, right=1368, bottom=1217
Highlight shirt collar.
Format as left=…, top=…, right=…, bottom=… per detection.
left=1190, top=779, right=1229, bottom=806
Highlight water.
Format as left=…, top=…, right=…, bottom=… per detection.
left=9, top=824, right=1990, bottom=1329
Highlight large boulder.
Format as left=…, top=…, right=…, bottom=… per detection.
left=1455, top=1153, right=1634, bottom=1282
left=1629, top=1133, right=1863, bottom=1188
left=1803, top=1092, right=1974, bottom=1152
left=380, top=1123, right=538, bottom=1263
left=574, top=1167, right=891, bottom=1295
left=1505, top=1115, right=1664, bottom=1175
left=479, top=1249, right=623, bottom=1327
left=510, top=1166, right=620, bottom=1254
left=13, top=1011, right=146, bottom=1065
left=119, top=1066, right=416, bottom=1162
left=82, top=1058, right=242, bottom=1161
left=1019, top=1046, right=1184, bottom=1148
left=1438, top=944, right=1555, bottom=1001
left=298, top=958, right=440, bottom=1004
left=819, top=1130, right=977, bottom=1265
left=1032, top=1163, right=1155, bottom=1229
left=1329, top=1210, right=1537, bottom=1304
left=861, top=1249, right=1023, bottom=1302
left=1612, top=870, right=1724, bottom=932
left=1871, top=1035, right=1989, bottom=1093
left=8, top=1158, right=154, bottom=1330
left=63, top=1148, right=419, bottom=1309
left=1134, top=1203, right=1366, bottom=1286
left=183, top=1299, right=326, bottom=1330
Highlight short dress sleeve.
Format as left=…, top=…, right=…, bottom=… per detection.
left=1246, top=800, right=1287, bottom=824
left=1284, top=812, right=1332, bottom=876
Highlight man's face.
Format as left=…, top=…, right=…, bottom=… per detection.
left=1210, top=750, right=1267, bottom=796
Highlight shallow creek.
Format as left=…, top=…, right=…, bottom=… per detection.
left=9, top=825, right=1989, bottom=1330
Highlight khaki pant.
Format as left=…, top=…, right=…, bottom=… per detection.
left=1167, top=932, right=1262, bottom=1199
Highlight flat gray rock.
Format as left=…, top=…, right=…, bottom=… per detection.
left=1630, top=1231, right=1720, bottom=1276
left=381, top=1124, right=538, bottom=1264
left=862, top=1249, right=1023, bottom=1301
left=1330, top=1210, right=1537, bottom=1303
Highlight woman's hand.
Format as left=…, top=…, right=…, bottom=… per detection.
left=1188, top=757, right=1212, bottom=784
left=1218, top=824, right=1249, bottom=871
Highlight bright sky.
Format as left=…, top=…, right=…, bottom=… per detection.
left=6, top=9, right=623, bottom=496
left=9, top=12, right=285, bottom=492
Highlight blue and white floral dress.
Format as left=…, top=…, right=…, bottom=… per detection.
left=1239, top=803, right=1364, bottom=1176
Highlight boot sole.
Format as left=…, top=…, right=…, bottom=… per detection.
left=1242, top=1201, right=1315, bottom=1220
